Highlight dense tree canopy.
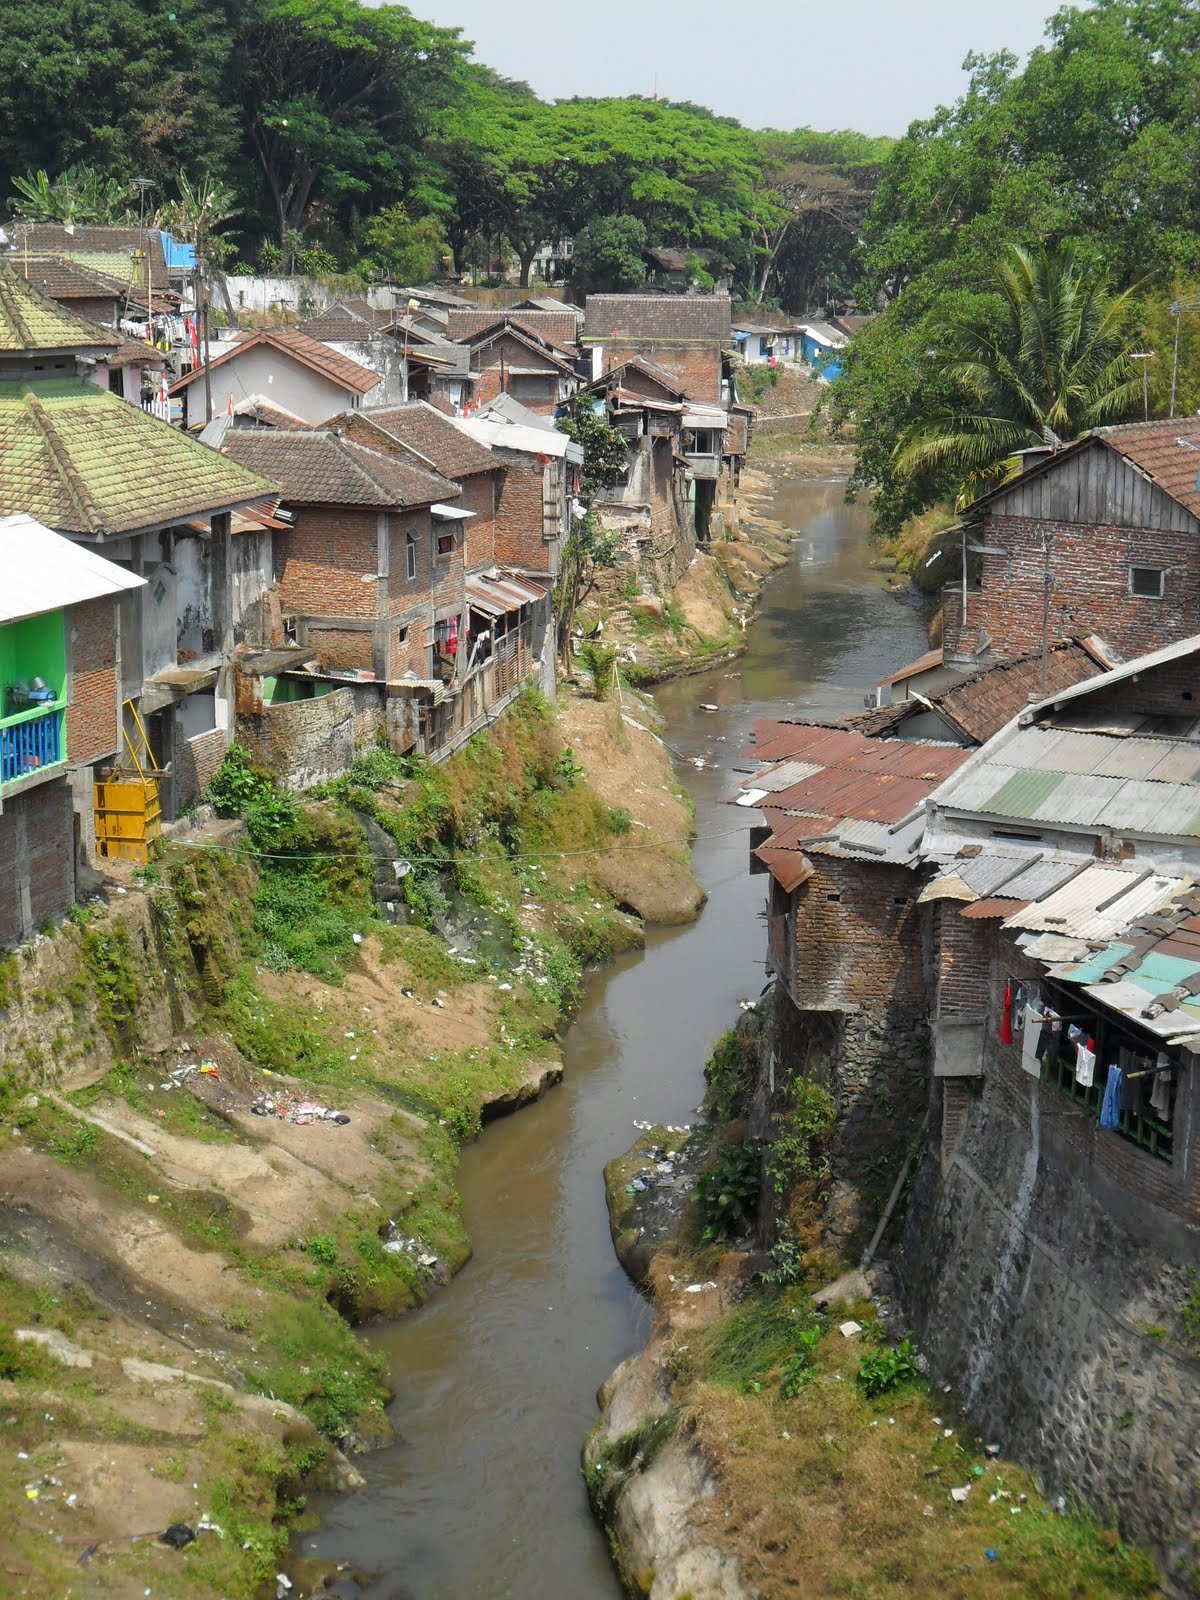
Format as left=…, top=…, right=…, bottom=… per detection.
left=828, top=0, right=1200, bottom=536
left=0, top=0, right=878, bottom=302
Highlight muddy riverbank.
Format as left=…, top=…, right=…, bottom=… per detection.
left=302, top=472, right=935, bottom=1598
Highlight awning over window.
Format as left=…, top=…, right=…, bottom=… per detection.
left=466, top=572, right=547, bottom=618
left=431, top=503, right=475, bottom=520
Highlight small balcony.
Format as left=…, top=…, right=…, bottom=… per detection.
left=0, top=704, right=66, bottom=792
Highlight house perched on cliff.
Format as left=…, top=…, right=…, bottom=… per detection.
left=899, top=635, right=1200, bottom=1581
left=944, top=416, right=1200, bottom=667
left=0, top=515, right=144, bottom=945
left=0, top=266, right=276, bottom=847
left=735, top=719, right=970, bottom=1243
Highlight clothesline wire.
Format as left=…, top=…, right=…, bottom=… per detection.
left=169, top=820, right=752, bottom=866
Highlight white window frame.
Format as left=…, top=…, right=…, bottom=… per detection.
left=406, top=533, right=417, bottom=581
left=1129, top=566, right=1165, bottom=599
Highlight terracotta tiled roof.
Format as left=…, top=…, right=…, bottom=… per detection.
left=107, top=336, right=165, bottom=369
left=221, top=428, right=459, bottom=509
left=0, top=264, right=119, bottom=355
left=0, top=377, right=275, bottom=536
left=15, top=255, right=130, bottom=304
left=1097, top=418, right=1200, bottom=523
left=171, top=328, right=380, bottom=397
left=447, top=308, right=580, bottom=353
left=14, top=225, right=169, bottom=282
left=297, top=301, right=399, bottom=341
left=584, top=294, right=732, bottom=344
left=932, top=640, right=1108, bottom=743
left=588, top=357, right=686, bottom=399
left=351, top=402, right=497, bottom=478
left=844, top=640, right=1109, bottom=746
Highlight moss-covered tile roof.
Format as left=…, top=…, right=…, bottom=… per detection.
left=0, top=264, right=119, bottom=355
left=0, top=378, right=277, bottom=536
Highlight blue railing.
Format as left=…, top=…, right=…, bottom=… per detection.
left=1, top=706, right=65, bottom=787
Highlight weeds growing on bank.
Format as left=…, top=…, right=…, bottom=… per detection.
left=662, top=1283, right=1161, bottom=1599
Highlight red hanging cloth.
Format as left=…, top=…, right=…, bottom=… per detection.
left=999, top=980, right=1014, bottom=1046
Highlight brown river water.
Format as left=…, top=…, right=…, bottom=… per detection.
left=302, top=476, right=934, bottom=1599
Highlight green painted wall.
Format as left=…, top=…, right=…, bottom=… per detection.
left=0, top=610, right=67, bottom=723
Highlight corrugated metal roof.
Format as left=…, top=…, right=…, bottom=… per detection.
left=746, top=759, right=822, bottom=793
left=1029, top=773, right=1123, bottom=825
left=1, top=511, right=145, bottom=621
left=753, top=844, right=814, bottom=892
left=465, top=572, right=546, bottom=617
left=961, top=897, right=1031, bottom=919
left=1003, top=866, right=1182, bottom=940
left=1002, top=858, right=1083, bottom=900
left=982, top=767, right=1067, bottom=818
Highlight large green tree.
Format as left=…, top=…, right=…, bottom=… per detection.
left=0, top=1, right=242, bottom=202
left=237, top=0, right=468, bottom=243
left=894, top=244, right=1140, bottom=500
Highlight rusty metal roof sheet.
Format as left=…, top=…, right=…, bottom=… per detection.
left=961, top=897, right=1030, bottom=919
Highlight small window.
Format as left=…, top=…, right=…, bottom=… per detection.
left=405, top=533, right=417, bottom=581
left=396, top=626, right=408, bottom=646
left=1130, top=566, right=1165, bottom=598
left=436, top=531, right=454, bottom=557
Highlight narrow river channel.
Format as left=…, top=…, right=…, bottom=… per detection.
left=304, top=474, right=934, bottom=1599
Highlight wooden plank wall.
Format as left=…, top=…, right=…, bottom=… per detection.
left=988, top=442, right=1198, bottom=533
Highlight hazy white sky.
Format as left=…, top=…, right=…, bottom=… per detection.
left=401, top=0, right=1070, bottom=136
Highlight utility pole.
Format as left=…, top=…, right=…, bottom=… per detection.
left=1130, top=351, right=1154, bottom=421
left=1038, top=532, right=1054, bottom=700
left=1168, top=296, right=1200, bottom=419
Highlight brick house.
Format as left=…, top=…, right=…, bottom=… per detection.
left=582, top=359, right=695, bottom=587
left=170, top=328, right=382, bottom=430
left=447, top=316, right=579, bottom=417
left=221, top=424, right=542, bottom=767
left=446, top=307, right=581, bottom=357
left=944, top=417, right=1200, bottom=667
left=0, top=515, right=145, bottom=945
left=736, top=719, right=969, bottom=1245
left=583, top=295, right=738, bottom=538
left=0, top=266, right=277, bottom=842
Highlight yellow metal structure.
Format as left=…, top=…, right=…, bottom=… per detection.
left=93, top=702, right=165, bottom=864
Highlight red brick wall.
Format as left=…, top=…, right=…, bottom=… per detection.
left=952, top=512, right=1200, bottom=662
left=1069, top=656, right=1200, bottom=720
left=387, top=509, right=432, bottom=617
left=787, top=855, right=925, bottom=1017
left=175, top=726, right=229, bottom=812
left=276, top=508, right=379, bottom=619
left=67, top=597, right=119, bottom=765
left=493, top=456, right=554, bottom=575
left=601, top=342, right=722, bottom=403
left=935, top=905, right=993, bottom=1020
left=472, top=335, right=563, bottom=415
left=460, top=472, right=499, bottom=572
left=307, top=627, right=375, bottom=673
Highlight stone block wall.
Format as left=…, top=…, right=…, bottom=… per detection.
left=240, top=686, right=386, bottom=790
left=899, top=1055, right=1200, bottom=1592
left=0, top=778, right=75, bottom=948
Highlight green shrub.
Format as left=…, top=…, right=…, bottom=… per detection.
left=692, top=1142, right=759, bottom=1241
left=703, top=1027, right=756, bottom=1122
left=608, top=806, right=632, bottom=835
left=578, top=641, right=618, bottom=700
left=856, top=1337, right=920, bottom=1398
left=206, top=743, right=274, bottom=816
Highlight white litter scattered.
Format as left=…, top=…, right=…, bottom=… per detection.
left=838, top=1320, right=862, bottom=1338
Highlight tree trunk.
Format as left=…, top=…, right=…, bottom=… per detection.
left=518, top=242, right=539, bottom=288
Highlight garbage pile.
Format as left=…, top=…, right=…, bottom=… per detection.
left=250, top=1093, right=350, bottom=1127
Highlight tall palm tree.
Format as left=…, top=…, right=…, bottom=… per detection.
left=895, top=243, right=1140, bottom=502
